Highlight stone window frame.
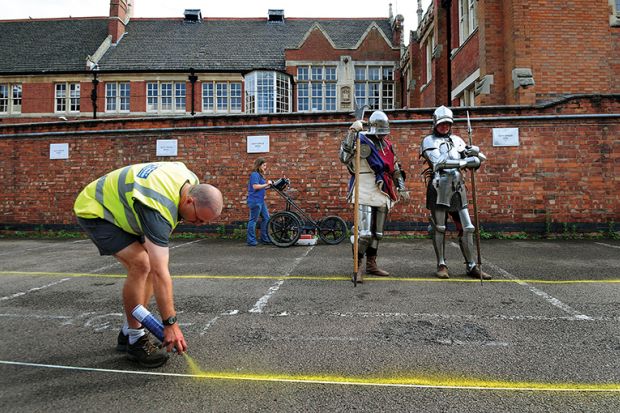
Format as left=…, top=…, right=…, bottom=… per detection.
left=146, top=81, right=186, bottom=113
left=354, top=64, right=395, bottom=111
left=0, top=83, right=22, bottom=114
left=104, top=81, right=130, bottom=113
left=55, top=82, right=80, bottom=113
left=459, top=0, right=478, bottom=45
left=296, top=65, right=337, bottom=112
left=201, top=81, right=242, bottom=113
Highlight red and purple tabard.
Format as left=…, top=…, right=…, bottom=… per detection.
left=347, top=133, right=398, bottom=201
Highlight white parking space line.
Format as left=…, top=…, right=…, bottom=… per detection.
left=595, top=242, right=620, bottom=249
left=249, top=246, right=315, bottom=314
left=0, top=239, right=88, bottom=257
left=0, top=278, right=71, bottom=302
left=449, top=242, right=592, bottom=320
left=200, top=309, right=239, bottom=335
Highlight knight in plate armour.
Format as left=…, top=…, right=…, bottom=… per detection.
left=339, top=110, right=409, bottom=283
left=420, top=106, right=491, bottom=280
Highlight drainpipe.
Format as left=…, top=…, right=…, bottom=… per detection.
left=441, top=0, right=452, bottom=106
left=188, top=68, right=198, bottom=116
left=91, top=72, right=99, bottom=119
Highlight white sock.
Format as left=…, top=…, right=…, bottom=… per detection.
left=128, top=328, right=146, bottom=345
left=121, top=321, right=129, bottom=336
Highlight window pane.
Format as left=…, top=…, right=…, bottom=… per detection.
left=325, top=66, right=337, bottom=81
left=161, top=83, right=172, bottom=111
left=311, top=67, right=323, bottom=81
left=119, top=83, right=130, bottom=111
left=325, top=83, right=336, bottom=111
left=297, top=66, right=309, bottom=81
left=12, top=84, right=22, bottom=112
left=368, top=83, right=380, bottom=109
left=175, top=83, right=186, bottom=111
left=0, top=84, right=7, bottom=113
left=256, top=71, right=274, bottom=113
left=382, top=83, right=394, bottom=110
left=216, top=82, right=227, bottom=112
left=355, top=67, right=366, bottom=81
left=105, top=83, right=116, bottom=111
left=70, top=83, right=80, bottom=112
left=147, top=82, right=158, bottom=111
left=382, top=67, right=393, bottom=81
left=202, top=83, right=214, bottom=111
left=311, top=83, right=323, bottom=111
left=245, top=74, right=255, bottom=114
left=368, top=67, right=380, bottom=81
left=297, top=83, right=308, bottom=111
left=230, top=82, right=242, bottom=111
left=354, top=83, right=366, bottom=108
left=55, top=84, right=66, bottom=112
left=276, top=72, right=289, bottom=113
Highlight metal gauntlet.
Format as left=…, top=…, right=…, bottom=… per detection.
left=393, top=162, right=406, bottom=192
left=339, top=130, right=357, bottom=164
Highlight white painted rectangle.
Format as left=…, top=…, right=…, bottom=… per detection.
left=247, top=135, right=270, bottom=153
left=50, top=143, right=69, bottom=159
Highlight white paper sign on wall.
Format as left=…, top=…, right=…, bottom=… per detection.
left=156, top=139, right=178, bottom=157
left=247, top=135, right=270, bottom=153
left=50, top=143, right=69, bottom=159
left=492, top=128, right=520, bottom=147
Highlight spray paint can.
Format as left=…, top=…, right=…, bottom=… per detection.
left=131, top=304, right=164, bottom=343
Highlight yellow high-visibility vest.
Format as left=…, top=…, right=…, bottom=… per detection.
left=74, top=162, right=199, bottom=235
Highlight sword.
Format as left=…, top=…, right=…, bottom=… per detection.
left=467, top=111, right=483, bottom=284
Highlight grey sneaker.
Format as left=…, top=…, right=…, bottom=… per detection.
left=126, top=334, right=169, bottom=368
left=116, top=330, right=128, bottom=352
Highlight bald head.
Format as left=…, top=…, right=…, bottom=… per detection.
left=189, top=183, right=223, bottom=220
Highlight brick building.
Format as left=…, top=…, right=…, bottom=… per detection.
left=0, top=1, right=618, bottom=234
left=403, top=0, right=620, bottom=107
left=0, top=0, right=403, bottom=122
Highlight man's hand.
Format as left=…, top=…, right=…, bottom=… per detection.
left=398, top=189, right=410, bottom=201
left=163, top=324, right=187, bottom=354
left=350, top=120, right=364, bottom=132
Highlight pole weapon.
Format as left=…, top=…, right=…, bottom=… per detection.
left=352, top=130, right=360, bottom=286
left=351, top=104, right=368, bottom=286
left=466, top=111, right=483, bottom=284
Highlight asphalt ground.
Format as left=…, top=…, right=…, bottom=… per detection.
left=0, top=237, right=619, bottom=412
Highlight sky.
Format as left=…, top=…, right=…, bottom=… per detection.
left=2, top=0, right=433, bottom=43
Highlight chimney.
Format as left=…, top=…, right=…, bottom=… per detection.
left=268, top=9, right=284, bottom=23
left=109, top=0, right=130, bottom=43
left=184, top=9, right=202, bottom=23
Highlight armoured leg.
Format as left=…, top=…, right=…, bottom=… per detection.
left=357, top=204, right=373, bottom=257
left=366, top=206, right=389, bottom=276
left=429, top=208, right=448, bottom=268
left=456, top=208, right=476, bottom=270
left=456, top=208, right=491, bottom=279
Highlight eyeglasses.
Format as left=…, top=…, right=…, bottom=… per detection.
left=180, top=198, right=207, bottom=226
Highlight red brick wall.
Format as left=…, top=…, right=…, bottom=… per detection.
left=0, top=96, right=618, bottom=232
left=451, top=31, right=479, bottom=89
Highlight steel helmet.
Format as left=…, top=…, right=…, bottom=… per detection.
left=433, top=105, right=454, bottom=128
left=368, top=111, right=390, bottom=136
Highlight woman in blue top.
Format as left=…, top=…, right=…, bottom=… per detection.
left=247, top=158, right=273, bottom=246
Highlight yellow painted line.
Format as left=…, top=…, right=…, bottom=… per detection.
left=0, top=271, right=619, bottom=284
left=1, top=359, right=618, bottom=392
